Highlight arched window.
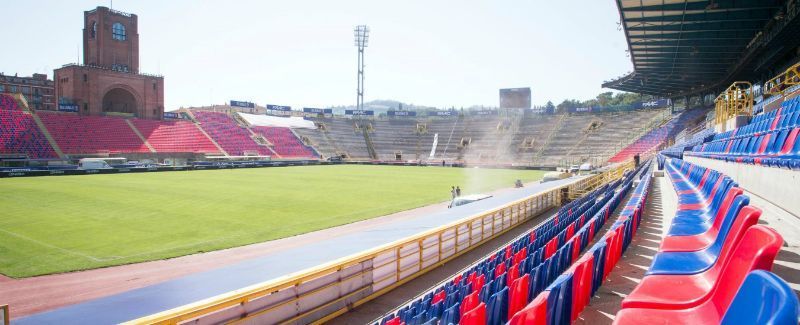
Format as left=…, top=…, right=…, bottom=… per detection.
left=112, top=22, right=126, bottom=41
left=90, top=21, right=97, bottom=38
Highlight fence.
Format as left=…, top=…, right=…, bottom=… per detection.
left=123, top=163, right=633, bottom=325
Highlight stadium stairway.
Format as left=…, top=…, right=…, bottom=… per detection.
left=27, top=109, right=65, bottom=159
left=360, top=156, right=800, bottom=325
left=360, top=162, right=651, bottom=325
left=125, top=119, right=157, bottom=153
left=182, top=109, right=228, bottom=155
left=579, top=157, right=800, bottom=324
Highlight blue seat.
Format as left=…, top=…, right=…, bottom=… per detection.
left=545, top=273, right=573, bottom=325
left=720, top=270, right=800, bottom=325
left=486, top=286, right=509, bottom=325
left=648, top=195, right=750, bottom=275
left=672, top=178, right=735, bottom=223
left=668, top=186, right=744, bottom=235
left=440, top=302, right=460, bottom=325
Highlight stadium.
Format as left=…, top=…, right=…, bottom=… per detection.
left=1, top=1, right=800, bottom=325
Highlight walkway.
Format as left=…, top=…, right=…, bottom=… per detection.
left=14, top=177, right=582, bottom=324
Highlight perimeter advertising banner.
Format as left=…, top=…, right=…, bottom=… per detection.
left=633, top=99, right=671, bottom=109
left=163, top=112, right=181, bottom=119
left=499, top=88, right=532, bottom=109
left=428, top=110, right=456, bottom=117
left=58, top=104, right=79, bottom=112
left=472, top=110, right=498, bottom=116
left=388, top=111, right=417, bottom=116
left=345, top=110, right=374, bottom=116
left=303, top=107, right=333, bottom=114
left=230, top=100, right=255, bottom=108
left=266, top=104, right=291, bottom=111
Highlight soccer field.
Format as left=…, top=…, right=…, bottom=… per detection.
left=0, top=165, right=545, bottom=278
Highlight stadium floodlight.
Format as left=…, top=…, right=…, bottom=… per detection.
left=354, top=25, right=369, bottom=113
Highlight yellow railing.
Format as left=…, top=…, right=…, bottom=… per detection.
left=764, top=61, right=800, bottom=97
left=124, top=165, right=630, bottom=325
left=569, top=160, right=634, bottom=200
left=1, top=305, right=8, bottom=325
left=715, top=82, right=753, bottom=125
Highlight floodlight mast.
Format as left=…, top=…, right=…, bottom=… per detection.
left=354, top=25, right=369, bottom=114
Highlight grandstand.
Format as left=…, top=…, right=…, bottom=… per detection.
left=131, top=119, right=220, bottom=154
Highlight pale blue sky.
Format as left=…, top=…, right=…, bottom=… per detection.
left=0, top=0, right=633, bottom=110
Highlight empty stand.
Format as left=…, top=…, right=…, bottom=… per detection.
left=371, top=162, right=650, bottom=325
left=1, top=93, right=20, bottom=111
left=131, top=119, right=220, bottom=154
left=192, top=111, right=271, bottom=156
left=687, top=96, right=800, bottom=169
left=0, top=110, right=57, bottom=158
left=38, top=112, right=148, bottom=155
left=250, top=126, right=316, bottom=158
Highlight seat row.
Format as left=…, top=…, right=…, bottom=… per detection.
left=613, top=158, right=799, bottom=324
left=686, top=126, right=800, bottom=169
left=376, top=161, right=651, bottom=325
left=192, top=111, right=272, bottom=156
left=0, top=110, right=57, bottom=158
left=509, top=161, right=652, bottom=325
left=0, top=93, right=19, bottom=111
left=713, top=96, right=800, bottom=141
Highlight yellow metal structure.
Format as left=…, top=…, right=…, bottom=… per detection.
left=124, top=163, right=632, bottom=325
left=715, top=82, right=753, bottom=125
left=569, top=160, right=634, bottom=200
left=1, top=305, right=8, bottom=325
left=764, top=61, right=800, bottom=97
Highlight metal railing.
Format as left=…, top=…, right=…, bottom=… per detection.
left=1, top=305, right=8, bottom=325
left=715, top=82, right=753, bottom=125
left=123, top=164, right=631, bottom=325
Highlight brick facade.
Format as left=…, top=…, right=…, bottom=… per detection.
left=54, top=6, right=164, bottom=119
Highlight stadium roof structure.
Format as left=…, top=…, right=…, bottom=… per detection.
left=604, top=0, right=800, bottom=98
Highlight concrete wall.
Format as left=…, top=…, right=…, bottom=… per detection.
left=685, top=156, right=800, bottom=217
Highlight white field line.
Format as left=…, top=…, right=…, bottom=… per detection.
left=0, top=228, right=107, bottom=262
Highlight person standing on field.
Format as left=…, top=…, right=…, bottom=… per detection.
left=451, top=186, right=456, bottom=199
left=456, top=186, right=461, bottom=197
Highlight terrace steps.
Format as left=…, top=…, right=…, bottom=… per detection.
left=125, top=119, right=157, bottom=153
left=28, top=110, right=65, bottom=159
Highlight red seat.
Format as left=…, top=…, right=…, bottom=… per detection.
left=660, top=188, right=744, bottom=252
left=460, top=302, right=487, bottom=325
left=432, top=290, right=445, bottom=305
left=614, top=225, right=783, bottom=324
left=132, top=119, right=219, bottom=154
left=193, top=111, right=271, bottom=156
left=507, top=263, right=520, bottom=287
left=676, top=177, right=724, bottom=211
left=471, top=274, right=485, bottom=293
left=495, top=262, right=507, bottom=279
left=513, top=247, right=527, bottom=265
left=545, top=237, right=558, bottom=259
left=508, top=274, right=530, bottom=318
left=622, top=206, right=765, bottom=309
left=460, top=291, right=480, bottom=318
left=569, top=254, right=595, bottom=321
left=508, top=291, right=548, bottom=325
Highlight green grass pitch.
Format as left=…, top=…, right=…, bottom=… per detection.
left=0, top=165, right=545, bottom=278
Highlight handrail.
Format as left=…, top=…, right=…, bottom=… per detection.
left=1, top=305, right=8, bottom=325
left=764, top=61, right=800, bottom=97
left=124, top=164, right=631, bottom=324
left=715, top=81, right=753, bottom=125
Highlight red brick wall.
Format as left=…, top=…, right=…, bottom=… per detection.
left=83, top=7, right=139, bottom=73
left=54, top=66, right=164, bottom=119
